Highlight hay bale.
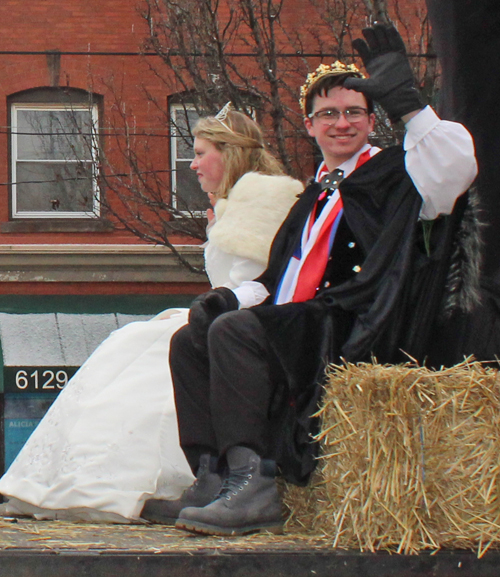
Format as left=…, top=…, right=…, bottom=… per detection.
left=283, top=360, right=500, bottom=556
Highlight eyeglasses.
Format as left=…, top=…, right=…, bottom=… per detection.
left=308, top=107, right=369, bottom=125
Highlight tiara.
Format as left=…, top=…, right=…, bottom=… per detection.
left=215, top=101, right=232, bottom=121
left=215, top=102, right=234, bottom=132
left=299, top=61, right=363, bottom=114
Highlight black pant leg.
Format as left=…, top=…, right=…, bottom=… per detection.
left=208, top=309, right=286, bottom=458
left=169, top=323, right=218, bottom=469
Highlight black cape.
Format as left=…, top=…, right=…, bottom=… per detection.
left=250, top=146, right=469, bottom=484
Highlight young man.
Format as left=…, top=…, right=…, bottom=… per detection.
left=142, top=24, right=478, bottom=535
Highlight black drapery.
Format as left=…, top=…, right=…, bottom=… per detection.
left=426, top=0, right=500, bottom=363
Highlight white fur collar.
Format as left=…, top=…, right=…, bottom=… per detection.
left=208, top=172, right=303, bottom=266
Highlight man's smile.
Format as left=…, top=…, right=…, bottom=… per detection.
left=329, top=134, right=355, bottom=140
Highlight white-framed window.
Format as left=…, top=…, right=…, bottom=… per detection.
left=11, top=103, right=99, bottom=219
left=170, top=105, right=210, bottom=213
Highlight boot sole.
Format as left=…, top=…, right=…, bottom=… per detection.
left=175, top=518, right=283, bottom=536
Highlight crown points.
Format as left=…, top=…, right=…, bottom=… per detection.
left=299, top=61, right=363, bottom=114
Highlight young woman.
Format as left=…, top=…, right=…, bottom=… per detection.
left=0, top=111, right=303, bottom=523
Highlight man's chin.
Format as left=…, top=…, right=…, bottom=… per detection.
left=330, top=144, right=356, bottom=157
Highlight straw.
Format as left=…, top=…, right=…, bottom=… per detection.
left=283, top=360, right=500, bottom=557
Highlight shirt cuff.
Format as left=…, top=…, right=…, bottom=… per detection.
left=232, top=281, right=270, bottom=309
left=403, top=106, right=441, bottom=150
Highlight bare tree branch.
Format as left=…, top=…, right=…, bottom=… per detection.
left=59, top=0, right=432, bottom=274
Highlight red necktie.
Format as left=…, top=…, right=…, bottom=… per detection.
left=291, top=149, right=372, bottom=302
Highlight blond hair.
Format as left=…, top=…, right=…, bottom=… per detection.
left=193, top=111, right=284, bottom=200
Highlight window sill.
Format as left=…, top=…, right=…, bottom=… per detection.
left=1, top=220, right=115, bottom=233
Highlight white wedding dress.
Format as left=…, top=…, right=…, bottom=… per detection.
left=0, top=246, right=265, bottom=523
left=0, top=171, right=303, bottom=523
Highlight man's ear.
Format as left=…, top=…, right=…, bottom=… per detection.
left=368, top=113, right=376, bottom=133
left=304, top=116, right=315, bottom=138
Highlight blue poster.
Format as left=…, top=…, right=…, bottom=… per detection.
left=4, top=393, right=59, bottom=471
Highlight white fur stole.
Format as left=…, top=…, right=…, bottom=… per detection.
left=208, top=172, right=303, bottom=267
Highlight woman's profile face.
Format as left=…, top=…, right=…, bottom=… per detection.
left=190, top=137, right=225, bottom=194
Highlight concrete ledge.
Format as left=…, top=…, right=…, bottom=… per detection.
left=0, top=244, right=207, bottom=283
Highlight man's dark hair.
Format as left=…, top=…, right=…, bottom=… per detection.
left=304, top=74, right=374, bottom=117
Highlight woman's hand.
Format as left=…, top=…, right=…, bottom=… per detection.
left=206, top=191, right=217, bottom=223
left=151, top=309, right=183, bottom=321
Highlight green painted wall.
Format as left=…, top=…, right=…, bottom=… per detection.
left=0, top=294, right=197, bottom=315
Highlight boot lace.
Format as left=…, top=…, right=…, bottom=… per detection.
left=217, top=466, right=254, bottom=501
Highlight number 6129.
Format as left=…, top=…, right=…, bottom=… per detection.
left=15, top=369, right=68, bottom=390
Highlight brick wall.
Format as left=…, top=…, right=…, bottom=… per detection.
left=0, top=0, right=427, bottom=295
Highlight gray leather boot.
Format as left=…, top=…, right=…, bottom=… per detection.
left=141, top=454, right=222, bottom=525
left=175, top=446, right=283, bottom=536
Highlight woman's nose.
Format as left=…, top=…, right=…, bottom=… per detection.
left=190, top=158, right=197, bottom=170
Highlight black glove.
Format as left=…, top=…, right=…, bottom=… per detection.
left=189, top=287, right=239, bottom=354
left=344, top=23, right=423, bottom=123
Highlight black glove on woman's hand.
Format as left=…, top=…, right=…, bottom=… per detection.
left=344, top=23, right=423, bottom=123
left=189, top=287, right=239, bottom=354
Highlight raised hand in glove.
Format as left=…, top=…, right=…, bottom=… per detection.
left=344, top=23, right=423, bottom=123
left=189, top=287, right=239, bottom=354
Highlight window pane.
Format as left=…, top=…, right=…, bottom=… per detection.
left=174, top=163, right=210, bottom=212
left=17, top=110, right=93, bottom=161
left=16, top=162, right=94, bottom=213
left=173, top=109, right=200, bottom=159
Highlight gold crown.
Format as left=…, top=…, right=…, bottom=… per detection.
left=299, top=61, right=363, bottom=114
